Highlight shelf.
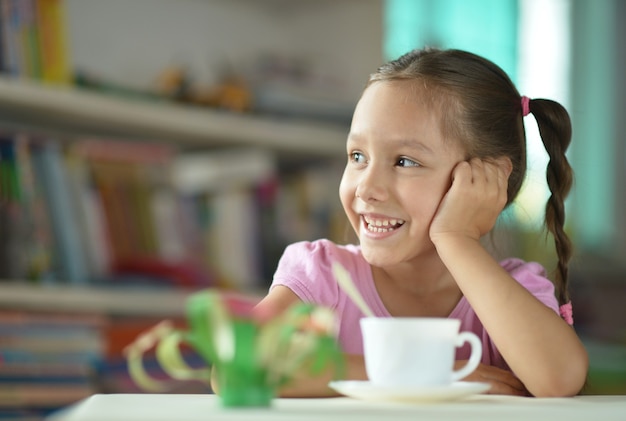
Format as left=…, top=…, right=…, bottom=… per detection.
left=0, top=76, right=348, bottom=157
left=0, top=283, right=196, bottom=317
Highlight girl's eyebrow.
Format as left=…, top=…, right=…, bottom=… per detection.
left=347, top=133, right=434, bottom=155
left=394, top=138, right=434, bottom=155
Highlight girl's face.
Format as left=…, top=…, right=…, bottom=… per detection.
left=339, top=80, right=465, bottom=267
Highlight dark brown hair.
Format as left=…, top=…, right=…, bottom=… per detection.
left=368, top=47, right=573, bottom=305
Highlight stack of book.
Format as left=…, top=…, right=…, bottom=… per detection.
left=0, top=310, right=105, bottom=420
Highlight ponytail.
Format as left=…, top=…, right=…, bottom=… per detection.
left=527, top=98, right=574, bottom=305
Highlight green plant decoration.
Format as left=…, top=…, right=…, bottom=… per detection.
left=124, top=290, right=344, bottom=407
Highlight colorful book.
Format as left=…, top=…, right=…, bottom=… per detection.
left=74, top=140, right=174, bottom=267
left=0, top=0, right=24, bottom=76
left=30, top=140, right=90, bottom=284
left=35, top=0, right=71, bottom=83
left=69, top=139, right=216, bottom=288
left=0, top=0, right=5, bottom=72
left=0, top=136, right=26, bottom=280
left=171, top=148, right=277, bottom=290
left=13, top=134, right=54, bottom=282
left=64, top=145, right=111, bottom=281
left=0, top=135, right=50, bottom=280
left=17, top=0, right=42, bottom=79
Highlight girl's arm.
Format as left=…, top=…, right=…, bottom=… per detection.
left=430, top=159, right=588, bottom=397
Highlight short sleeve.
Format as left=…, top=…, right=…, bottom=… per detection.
left=269, top=239, right=341, bottom=309
left=500, top=258, right=559, bottom=314
left=269, top=239, right=377, bottom=354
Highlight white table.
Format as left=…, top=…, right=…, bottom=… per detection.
left=47, top=393, right=626, bottom=421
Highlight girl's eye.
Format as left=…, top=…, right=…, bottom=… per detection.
left=350, top=152, right=366, bottom=164
left=397, top=157, right=420, bottom=168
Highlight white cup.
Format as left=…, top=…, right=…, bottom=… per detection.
left=360, top=317, right=482, bottom=387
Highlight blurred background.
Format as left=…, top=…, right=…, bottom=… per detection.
left=0, top=0, right=624, bottom=417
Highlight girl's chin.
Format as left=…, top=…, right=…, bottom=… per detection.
left=359, top=244, right=402, bottom=265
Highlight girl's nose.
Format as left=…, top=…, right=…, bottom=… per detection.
left=355, top=166, right=388, bottom=202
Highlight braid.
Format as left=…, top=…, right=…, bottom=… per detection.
left=530, top=99, right=574, bottom=305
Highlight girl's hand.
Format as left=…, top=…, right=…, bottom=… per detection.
left=455, top=360, right=529, bottom=396
left=430, top=158, right=511, bottom=243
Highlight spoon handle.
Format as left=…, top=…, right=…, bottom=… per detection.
left=332, top=261, right=375, bottom=317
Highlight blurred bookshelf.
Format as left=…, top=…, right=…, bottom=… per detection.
left=0, top=1, right=350, bottom=418
left=0, top=75, right=348, bottom=294
left=0, top=76, right=347, bottom=158
left=0, top=0, right=349, bottom=292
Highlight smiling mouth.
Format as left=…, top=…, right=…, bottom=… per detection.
left=363, top=215, right=406, bottom=233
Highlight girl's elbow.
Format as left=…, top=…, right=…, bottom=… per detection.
left=531, top=375, right=586, bottom=397
left=531, top=348, right=589, bottom=397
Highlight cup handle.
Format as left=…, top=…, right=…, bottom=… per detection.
left=451, top=331, right=482, bottom=382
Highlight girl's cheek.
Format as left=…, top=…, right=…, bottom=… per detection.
left=338, top=177, right=354, bottom=206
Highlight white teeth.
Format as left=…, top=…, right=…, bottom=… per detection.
left=363, top=216, right=405, bottom=233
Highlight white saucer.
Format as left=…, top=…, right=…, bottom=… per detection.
left=328, top=380, right=490, bottom=403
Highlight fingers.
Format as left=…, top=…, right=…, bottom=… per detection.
left=457, top=361, right=529, bottom=397
left=467, top=158, right=508, bottom=184
left=465, top=158, right=510, bottom=209
left=487, top=380, right=529, bottom=396
left=432, top=157, right=511, bottom=241
left=478, top=366, right=528, bottom=396
left=452, top=158, right=509, bottom=190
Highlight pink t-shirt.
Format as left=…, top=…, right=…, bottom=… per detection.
left=269, top=239, right=560, bottom=370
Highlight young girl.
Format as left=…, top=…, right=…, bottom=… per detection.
left=254, top=47, right=589, bottom=397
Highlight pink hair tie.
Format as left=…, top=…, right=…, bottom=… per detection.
left=521, top=96, right=531, bottom=117
left=559, top=301, right=574, bottom=325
